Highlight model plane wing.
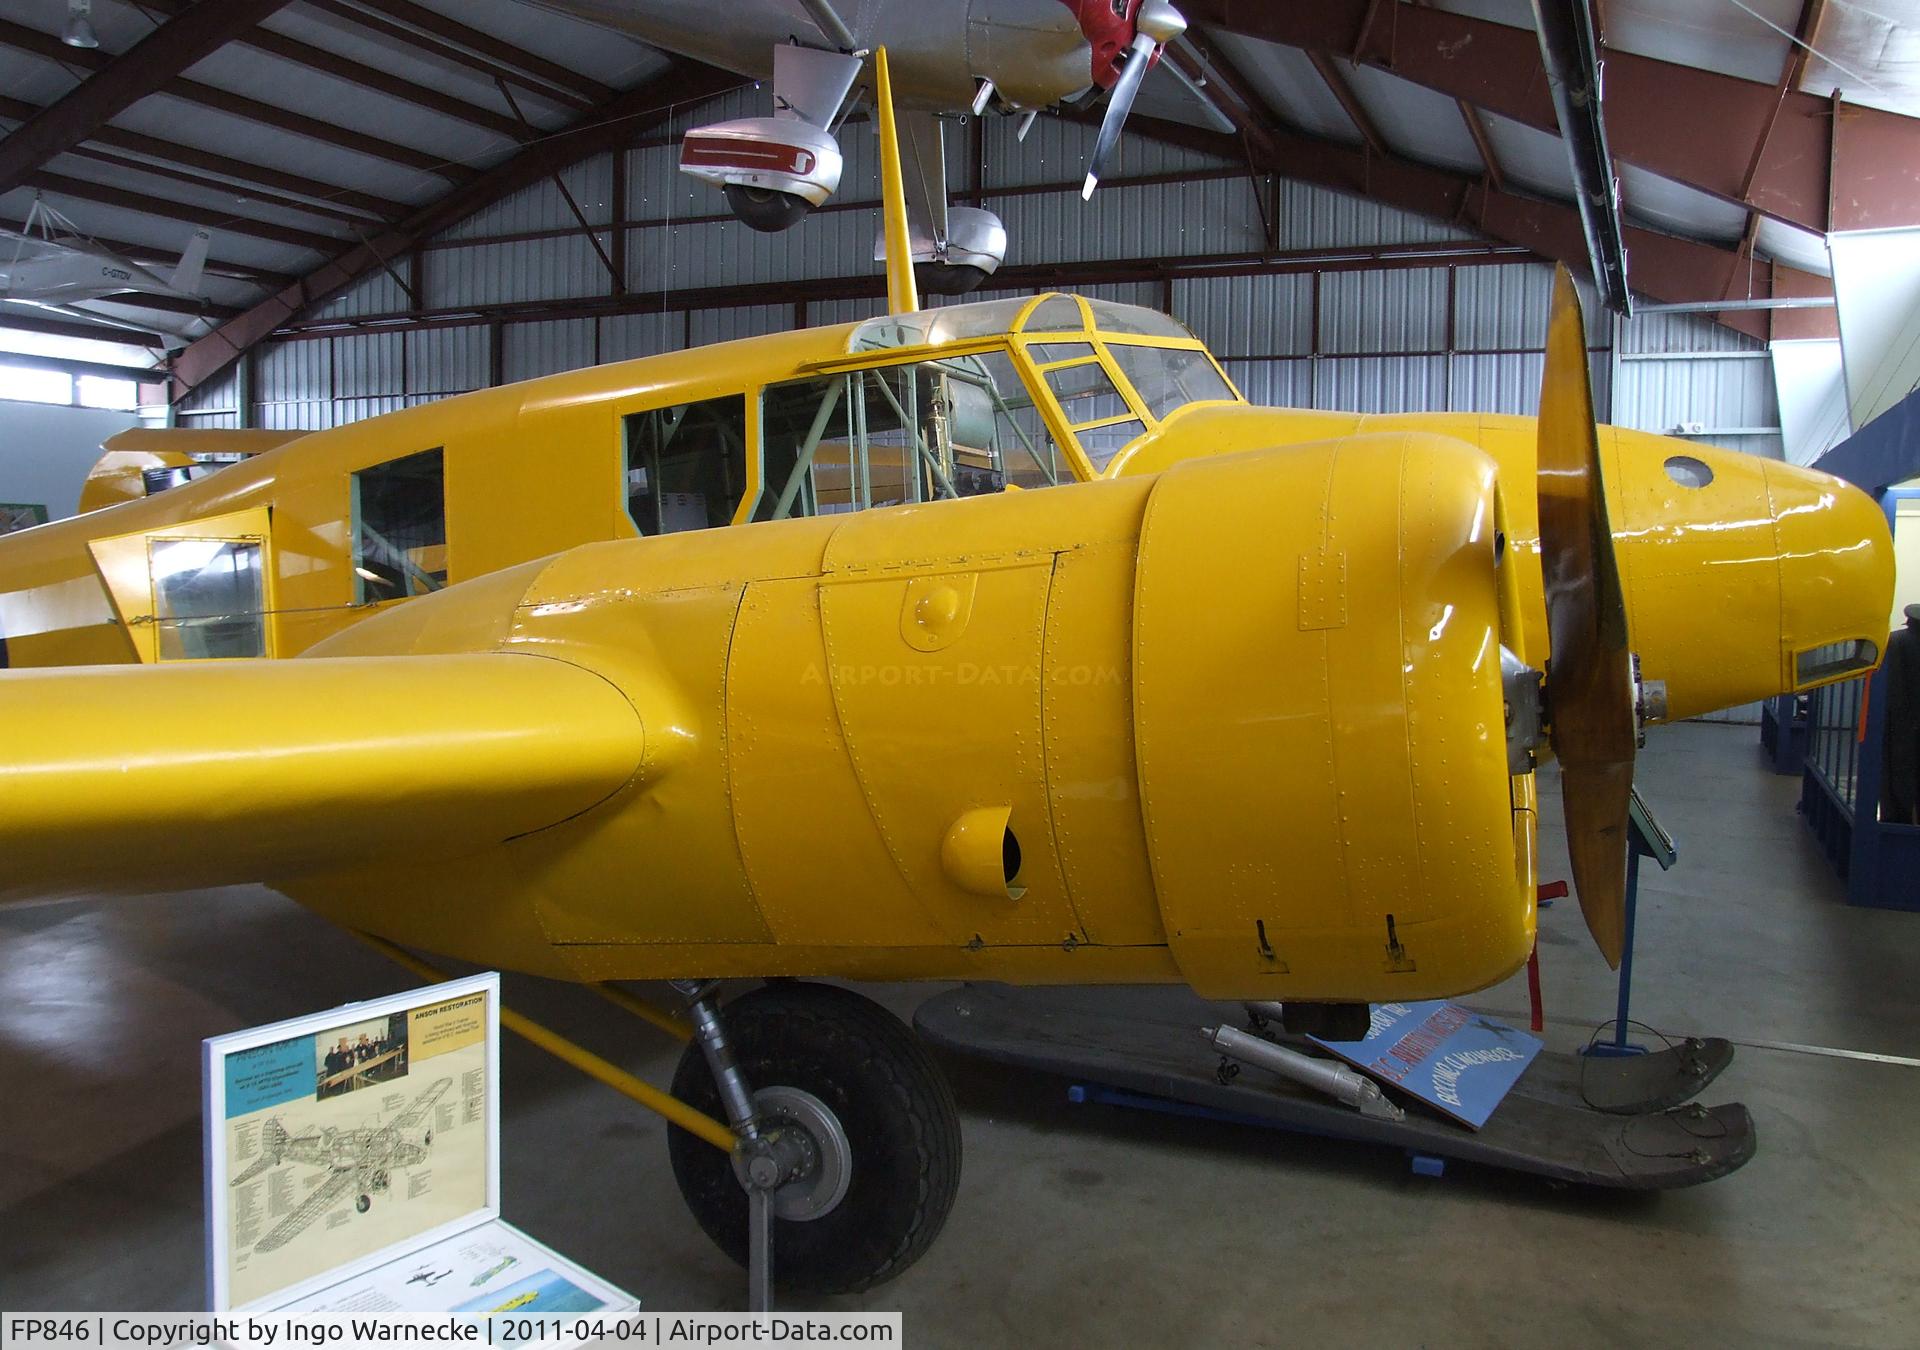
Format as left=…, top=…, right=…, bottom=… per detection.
left=390, top=1077, right=454, bottom=1133
left=255, top=1168, right=358, bottom=1253
left=0, top=652, right=645, bottom=905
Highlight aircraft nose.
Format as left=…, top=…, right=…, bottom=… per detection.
left=1608, top=436, right=1891, bottom=721
left=1765, top=458, right=1894, bottom=688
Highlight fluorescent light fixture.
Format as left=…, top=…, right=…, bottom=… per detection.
left=63, top=0, right=99, bottom=49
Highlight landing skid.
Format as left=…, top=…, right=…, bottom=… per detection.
left=915, top=985, right=1754, bottom=1190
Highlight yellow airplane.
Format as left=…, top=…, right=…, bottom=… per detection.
left=0, top=50, right=1891, bottom=1294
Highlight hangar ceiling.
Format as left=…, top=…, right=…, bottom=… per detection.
left=0, top=0, right=1914, bottom=401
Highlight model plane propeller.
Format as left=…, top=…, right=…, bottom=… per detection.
left=1082, top=0, right=1187, bottom=198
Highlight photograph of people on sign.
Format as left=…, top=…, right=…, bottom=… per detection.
left=316, top=1012, right=408, bottom=1101
left=222, top=990, right=489, bottom=1306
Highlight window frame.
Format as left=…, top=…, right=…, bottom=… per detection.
left=755, top=343, right=1071, bottom=518
left=349, top=447, right=449, bottom=605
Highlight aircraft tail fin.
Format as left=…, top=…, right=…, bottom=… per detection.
left=167, top=229, right=211, bottom=296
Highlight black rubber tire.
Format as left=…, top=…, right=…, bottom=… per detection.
left=666, top=982, right=962, bottom=1294
left=913, top=260, right=991, bottom=296
left=724, top=184, right=813, bottom=233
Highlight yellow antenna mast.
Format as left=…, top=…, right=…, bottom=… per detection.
left=874, top=46, right=919, bottom=316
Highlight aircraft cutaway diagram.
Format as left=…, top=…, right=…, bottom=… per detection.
left=230, top=1078, right=454, bottom=1254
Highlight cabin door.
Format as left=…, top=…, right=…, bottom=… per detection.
left=88, top=507, right=278, bottom=662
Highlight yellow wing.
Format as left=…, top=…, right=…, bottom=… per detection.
left=0, top=652, right=643, bottom=904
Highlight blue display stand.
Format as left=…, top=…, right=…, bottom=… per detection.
left=1760, top=695, right=1809, bottom=775
left=1582, top=787, right=1679, bottom=1059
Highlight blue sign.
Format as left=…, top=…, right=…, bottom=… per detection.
left=224, top=1033, right=316, bottom=1118
left=1309, top=1001, right=1541, bottom=1130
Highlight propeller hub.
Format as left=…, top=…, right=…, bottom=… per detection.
left=1136, top=0, right=1188, bottom=46
left=1500, top=646, right=1547, bottom=776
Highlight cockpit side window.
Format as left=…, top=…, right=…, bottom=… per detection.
left=624, top=395, right=748, bottom=535
left=351, top=448, right=446, bottom=602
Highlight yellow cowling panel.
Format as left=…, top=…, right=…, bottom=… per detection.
left=728, top=574, right=950, bottom=948
left=1039, top=539, right=1163, bottom=947
left=0, top=653, right=645, bottom=904
left=1134, top=433, right=1529, bottom=1000
left=818, top=561, right=1083, bottom=945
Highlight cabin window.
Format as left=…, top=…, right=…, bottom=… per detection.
left=352, top=449, right=447, bottom=602
left=150, top=537, right=266, bottom=660
left=758, top=353, right=1063, bottom=521
left=624, top=395, right=748, bottom=535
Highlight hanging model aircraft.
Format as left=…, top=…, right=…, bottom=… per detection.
left=521, top=0, right=1191, bottom=291
left=0, top=50, right=1893, bottom=1295
left=229, top=1079, right=453, bottom=1253
left=1, top=197, right=213, bottom=340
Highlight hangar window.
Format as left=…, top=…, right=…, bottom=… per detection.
left=625, top=395, right=748, bottom=535
left=352, top=448, right=447, bottom=602
left=758, top=352, right=1062, bottom=520
left=150, top=537, right=266, bottom=660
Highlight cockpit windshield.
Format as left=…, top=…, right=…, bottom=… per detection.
left=1104, top=345, right=1237, bottom=422
left=838, top=292, right=1241, bottom=478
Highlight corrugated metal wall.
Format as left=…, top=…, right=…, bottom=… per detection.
left=177, top=92, right=1781, bottom=467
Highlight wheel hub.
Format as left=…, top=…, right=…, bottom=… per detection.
left=732, top=1085, right=851, bottom=1222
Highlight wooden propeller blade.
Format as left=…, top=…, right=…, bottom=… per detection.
left=1536, top=265, right=1635, bottom=969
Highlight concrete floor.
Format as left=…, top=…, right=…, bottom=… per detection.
left=4, top=722, right=1918, bottom=1346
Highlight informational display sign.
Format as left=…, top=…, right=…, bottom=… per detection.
left=1310, top=1000, right=1542, bottom=1130
left=204, top=974, right=634, bottom=1320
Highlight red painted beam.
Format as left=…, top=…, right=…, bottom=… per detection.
left=1185, top=0, right=1920, bottom=232
left=265, top=241, right=1535, bottom=340
left=0, top=0, right=295, bottom=196
left=334, top=0, right=615, bottom=105
left=169, top=62, right=742, bottom=398
left=0, top=309, right=167, bottom=348
left=0, top=94, right=410, bottom=220
left=0, top=217, right=292, bottom=286
left=27, top=171, right=346, bottom=254
left=0, top=15, right=469, bottom=183
left=135, top=0, right=534, bottom=141
left=1123, top=110, right=1831, bottom=341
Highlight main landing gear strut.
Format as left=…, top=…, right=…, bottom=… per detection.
left=666, top=981, right=962, bottom=1307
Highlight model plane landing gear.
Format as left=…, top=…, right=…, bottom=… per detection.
left=666, top=981, right=961, bottom=1301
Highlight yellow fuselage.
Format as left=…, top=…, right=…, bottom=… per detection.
left=0, top=294, right=1891, bottom=1002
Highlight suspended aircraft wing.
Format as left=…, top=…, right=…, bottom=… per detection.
left=0, top=652, right=646, bottom=905
left=255, top=1168, right=359, bottom=1253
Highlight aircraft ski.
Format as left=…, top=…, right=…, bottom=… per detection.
left=915, top=985, right=1756, bottom=1190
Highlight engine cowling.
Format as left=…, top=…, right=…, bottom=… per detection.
left=680, top=117, right=845, bottom=233
left=871, top=205, right=1008, bottom=295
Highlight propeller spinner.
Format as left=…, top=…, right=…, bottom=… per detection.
left=1534, top=265, right=1651, bottom=968
left=1082, top=1, right=1187, bottom=199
